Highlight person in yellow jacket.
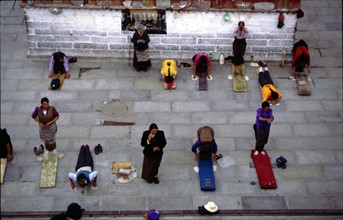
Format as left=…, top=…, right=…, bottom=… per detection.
left=161, top=59, right=178, bottom=90
left=257, top=61, right=282, bottom=105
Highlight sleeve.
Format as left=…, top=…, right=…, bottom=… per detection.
left=49, top=56, right=54, bottom=72
left=157, top=131, right=167, bottom=149
left=291, top=48, right=301, bottom=69
left=131, top=32, right=138, bottom=45
left=144, top=32, right=150, bottom=44
left=31, top=106, right=39, bottom=118
left=212, top=140, right=218, bottom=154
left=51, top=106, right=60, bottom=117
left=63, top=56, right=69, bottom=72
left=244, top=27, right=249, bottom=34
left=68, top=172, right=77, bottom=181
left=270, top=109, right=274, bottom=120
left=303, top=47, right=311, bottom=66
left=261, top=87, right=269, bottom=102
left=206, top=54, right=211, bottom=67
left=89, top=171, right=98, bottom=181
left=256, top=109, right=262, bottom=121
left=191, top=139, right=201, bottom=153
left=140, top=131, right=150, bottom=147
left=233, top=27, right=239, bottom=34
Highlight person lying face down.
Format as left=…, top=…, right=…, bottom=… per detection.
left=68, top=145, right=98, bottom=190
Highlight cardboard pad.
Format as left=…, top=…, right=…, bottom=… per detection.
left=232, top=64, right=247, bottom=92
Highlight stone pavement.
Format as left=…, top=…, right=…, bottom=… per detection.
left=0, top=0, right=342, bottom=219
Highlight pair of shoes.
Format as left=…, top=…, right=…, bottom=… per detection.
left=215, top=154, right=223, bottom=160
left=153, top=177, right=159, bottom=184
left=225, top=55, right=233, bottom=61
left=254, top=151, right=259, bottom=156
left=180, top=62, right=191, bottom=67
left=95, top=144, right=103, bottom=155
left=258, top=61, right=268, bottom=67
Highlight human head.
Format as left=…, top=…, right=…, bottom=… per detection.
left=271, top=90, right=279, bottom=100
left=149, top=123, right=158, bottom=135
left=138, top=24, right=145, bottom=35
left=262, top=101, right=270, bottom=110
left=146, top=209, right=160, bottom=220
left=238, top=21, right=245, bottom=28
left=41, top=97, right=49, bottom=109
left=77, top=173, right=87, bottom=188
left=66, top=203, right=84, bottom=220
left=200, top=55, right=207, bottom=64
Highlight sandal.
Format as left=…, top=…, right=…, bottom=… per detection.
left=68, top=57, right=77, bottom=63
left=34, top=147, right=40, bottom=156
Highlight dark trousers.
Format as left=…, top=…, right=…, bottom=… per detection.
left=232, top=37, right=246, bottom=65
left=253, top=124, right=270, bottom=152
left=258, top=70, right=274, bottom=87
left=75, top=145, right=93, bottom=171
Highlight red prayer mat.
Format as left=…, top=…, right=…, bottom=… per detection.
left=251, top=149, right=277, bottom=189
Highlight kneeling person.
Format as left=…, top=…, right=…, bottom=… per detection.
left=68, top=145, right=98, bottom=190
left=192, top=126, right=218, bottom=162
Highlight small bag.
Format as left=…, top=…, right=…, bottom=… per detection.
left=51, top=78, right=60, bottom=90
left=276, top=156, right=287, bottom=169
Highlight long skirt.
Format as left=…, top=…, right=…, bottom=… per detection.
left=75, top=145, right=94, bottom=171
left=232, top=37, right=247, bottom=65
left=39, top=122, right=57, bottom=151
left=141, top=156, right=162, bottom=182
left=133, top=48, right=151, bottom=72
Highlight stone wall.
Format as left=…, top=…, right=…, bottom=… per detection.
left=24, top=7, right=297, bottom=61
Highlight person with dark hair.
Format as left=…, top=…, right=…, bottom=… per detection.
left=32, top=97, right=61, bottom=157
left=257, top=61, right=282, bottom=106
left=68, top=145, right=98, bottom=190
left=140, top=123, right=167, bottom=184
left=292, top=39, right=310, bottom=76
left=161, top=59, right=178, bottom=90
left=50, top=212, right=67, bottom=220
left=131, top=24, right=152, bottom=72
left=0, top=128, right=13, bottom=162
left=49, top=51, right=70, bottom=79
left=232, top=21, right=248, bottom=66
left=253, top=101, right=274, bottom=156
left=192, top=52, right=211, bottom=80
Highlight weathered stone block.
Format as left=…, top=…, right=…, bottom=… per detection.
left=37, top=42, right=73, bottom=49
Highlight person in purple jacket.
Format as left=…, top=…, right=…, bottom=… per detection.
left=49, top=52, right=70, bottom=79
left=253, top=101, right=274, bottom=156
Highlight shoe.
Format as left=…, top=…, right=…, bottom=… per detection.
left=228, top=75, right=232, bottom=80
left=34, top=147, right=40, bottom=156
left=254, top=151, right=259, bottom=156
left=94, top=145, right=100, bottom=155
left=258, top=61, right=267, bottom=67
left=153, top=177, right=159, bottom=184
left=68, top=57, right=77, bottom=63
left=98, top=144, right=103, bottom=153
left=225, top=55, right=233, bottom=61
left=193, top=166, right=199, bottom=173
left=39, top=144, right=44, bottom=154
left=52, top=149, right=57, bottom=154
left=261, top=151, right=266, bottom=155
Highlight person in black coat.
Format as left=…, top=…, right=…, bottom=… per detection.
left=131, top=24, right=152, bottom=72
left=140, top=123, right=167, bottom=184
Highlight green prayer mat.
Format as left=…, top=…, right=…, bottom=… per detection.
left=40, top=153, right=58, bottom=188
left=232, top=64, right=247, bottom=92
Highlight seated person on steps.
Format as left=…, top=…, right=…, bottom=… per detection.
left=192, top=126, right=217, bottom=163
left=257, top=61, right=282, bottom=106
left=161, top=60, right=177, bottom=89
left=68, top=145, right=98, bottom=190
left=192, top=53, right=212, bottom=80
left=49, top=52, right=70, bottom=79
left=291, top=39, right=310, bottom=76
